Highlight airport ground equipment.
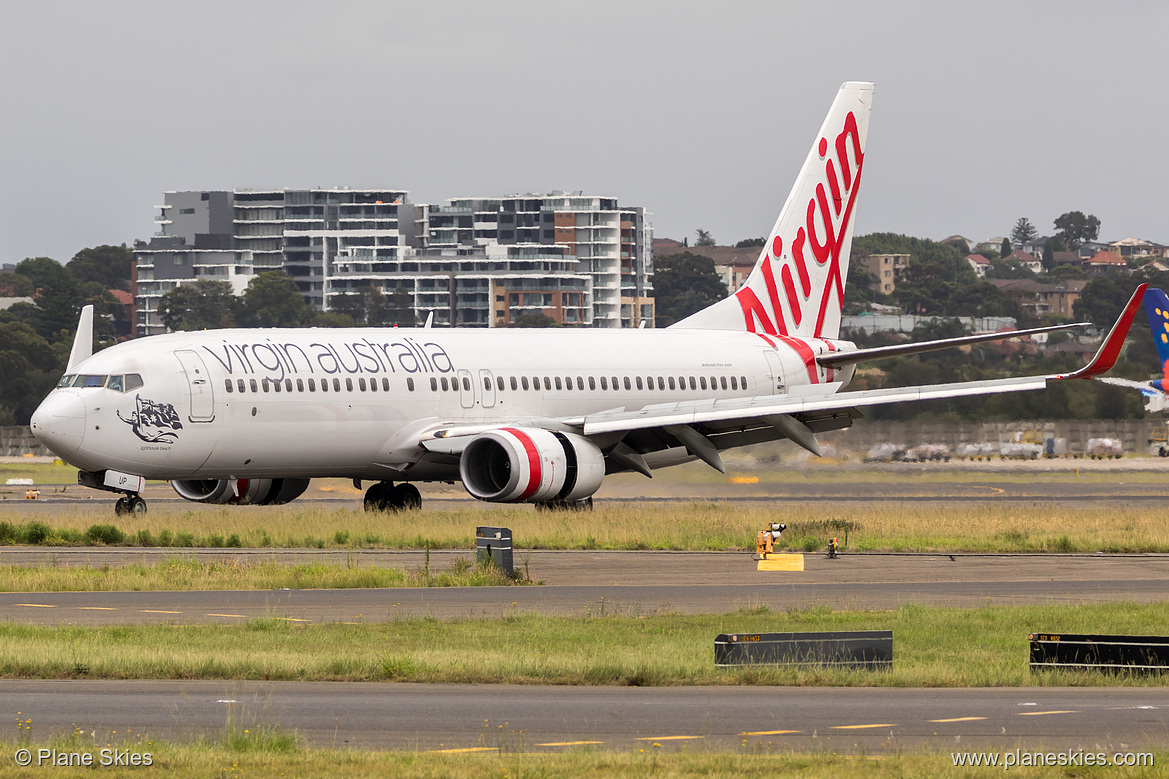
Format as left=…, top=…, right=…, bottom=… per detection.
left=755, top=523, right=786, bottom=559
left=715, top=630, right=891, bottom=670
left=476, top=526, right=513, bottom=577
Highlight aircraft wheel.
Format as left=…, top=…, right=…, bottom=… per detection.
left=363, top=481, right=393, bottom=512
left=127, top=495, right=147, bottom=515
left=114, top=497, right=129, bottom=516
left=388, top=483, right=422, bottom=511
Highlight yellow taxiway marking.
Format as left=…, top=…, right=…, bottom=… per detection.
left=15, top=603, right=55, bottom=608
left=206, top=614, right=246, bottom=618
left=275, top=617, right=310, bottom=622
left=929, top=717, right=987, bottom=723
left=757, top=554, right=804, bottom=572
left=77, top=607, right=116, bottom=611
left=427, top=747, right=495, bottom=754
left=140, top=610, right=181, bottom=614
left=635, top=736, right=703, bottom=741
left=741, top=730, right=801, bottom=736
left=537, top=741, right=605, bottom=747
left=1017, top=710, right=1079, bottom=716
left=831, top=723, right=897, bottom=730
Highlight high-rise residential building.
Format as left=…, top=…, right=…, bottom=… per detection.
left=133, top=188, right=652, bottom=335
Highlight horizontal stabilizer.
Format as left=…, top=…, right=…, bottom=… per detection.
left=818, top=322, right=1088, bottom=368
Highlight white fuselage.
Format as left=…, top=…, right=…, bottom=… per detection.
left=31, top=326, right=855, bottom=482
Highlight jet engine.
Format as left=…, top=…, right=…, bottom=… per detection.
left=459, top=427, right=605, bottom=503
left=171, top=478, right=311, bottom=505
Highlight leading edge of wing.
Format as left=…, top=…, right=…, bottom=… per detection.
left=580, top=375, right=1047, bottom=436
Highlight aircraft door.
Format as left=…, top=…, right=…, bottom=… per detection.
left=174, top=349, right=215, bottom=422
left=457, top=369, right=475, bottom=409
left=479, top=369, right=496, bottom=408
left=763, top=350, right=787, bottom=395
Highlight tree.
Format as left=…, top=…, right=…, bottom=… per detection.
left=12, top=257, right=81, bottom=339
left=1054, top=211, right=1100, bottom=249
left=509, top=312, right=558, bottom=327
left=158, top=280, right=239, bottom=331
left=694, top=229, right=716, bottom=247
left=240, top=271, right=314, bottom=327
left=67, top=245, right=133, bottom=291
left=1073, top=275, right=1132, bottom=326
left=652, top=251, right=728, bottom=327
left=1000, top=237, right=1012, bottom=260
left=1010, top=217, right=1038, bottom=246
left=0, top=322, right=64, bottom=425
left=734, top=237, right=765, bottom=249
left=386, top=285, right=416, bottom=327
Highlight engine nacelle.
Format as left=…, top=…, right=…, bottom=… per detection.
left=459, top=427, right=605, bottom=503
left=171, top=478, right=310, bottom=505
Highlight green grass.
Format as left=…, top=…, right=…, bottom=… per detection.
left=0, top=556, right=532, bottom=592
left=2, top=738, right=1158, bottom=779
left=0, top=602, right=1167, bottom=686
left=3, top=498, right=1169, bottom=553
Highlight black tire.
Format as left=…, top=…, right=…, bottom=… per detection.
left=127, top=496, right=147, bottom=515
left=114, top=497, right=129, bottom=516
left=363, top=482, right=393, bottom=512
left=388, top=483, right=422, bottom=511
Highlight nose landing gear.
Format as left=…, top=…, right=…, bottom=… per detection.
left=114, top=494, right=147, bottom=516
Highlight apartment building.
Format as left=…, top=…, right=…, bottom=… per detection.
left=134, top=188, right=651, bottom=335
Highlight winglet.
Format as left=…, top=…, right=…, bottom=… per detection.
left=66, top=305, right=94, bottom=372
left=1053, top=283, right=1146, bottom=380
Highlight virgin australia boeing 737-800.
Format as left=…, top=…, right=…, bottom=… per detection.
left=29, top=82, right=1144, bottom=515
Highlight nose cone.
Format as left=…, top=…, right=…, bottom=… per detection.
left=30, top=391, right=86, bottom=458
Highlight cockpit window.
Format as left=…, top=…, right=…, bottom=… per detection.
left=82, top=375, right=106, bottom=388
left=123, top=374, right=144, bottom=392
left=58, top=373, right=143, bottom=392
left=106, top=375, right=124, bottom=392
left=57, top=374, right=76, bottom=388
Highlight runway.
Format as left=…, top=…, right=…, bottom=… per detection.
left=0, top=551, right=1167, bottom=623
left=1, top=681, right=1165, bottom=753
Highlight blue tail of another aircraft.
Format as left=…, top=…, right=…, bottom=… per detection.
left=1145, top=288, right=1169, bottom=383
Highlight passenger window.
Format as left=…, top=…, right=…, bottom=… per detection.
left=496, top=376, right=504, bottom=391
left=710, top=376, right=717, bottom=389
left=382, top=378, right=390, bottom=391
left=623, top=377, right=631, bottom=390
left=731, top=376, right=738, bottom=390
left=441, top=377, right=449, bottom=391
left=510, top=376, right=518, bottom=391
left=273, top=380, right=282, bottom=393
left=359, top=378, right=367, bottom=391
left=689, top=376, right=697, bottom=390
left=668, top=377, right=675, bottom=390
left=431, top=377, right=438, bottom=391
left=370, top=377, right=377, bottom=392
left=407, top=378, right=415, bottom=391
left=600, top=376, right=608, bottom=390
left=521, top=376, right=529, bottom=390
left=320, top=379, right=328, bottom=392
left=308, top=378, right=316, bottom=391
left=107, top=375, right=124, bottom=392
left=588, top=376, right=596, bottom=391
left=741, top=376, right=748, bottom=389
left=297, top=379, right=304, bottom=392
left=462, top=377, right=471, bottom=391
left=700, top=377, right=708, bottom=390
left=284, top=379, right=292, bottom=392
left=720, top=376, right=728, bottom=390
left=225, top=379, right=233, bottom=393
left=333, top=378, right=341, bottom=392
left=555, top=377, right=563, bottom=390
left=484, top=377, right=491, bottom=390
left=262, top=379, right=270, bottom=393
left=346, top=378, right=353, bottom=391
left=237, top=379, right=245, bottom=393
left=658, top=377, right=665, bottom=390
left=576, top=377, right=584, bottom=390
left=250, top=379, right=258, bottom=392
left=543, top=377, right=552, bottom=390
left=635, top=376, right=643, bottom=390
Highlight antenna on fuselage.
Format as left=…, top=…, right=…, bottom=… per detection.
left=66, top=305, right=94, bottom=372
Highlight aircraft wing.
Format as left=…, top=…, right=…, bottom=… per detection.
left=421, top=285, right=1145, bottom=471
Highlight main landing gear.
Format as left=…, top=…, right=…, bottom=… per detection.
left=114, top=494, right=147, bottom=516
left=363, top=481, right=423, bottom=512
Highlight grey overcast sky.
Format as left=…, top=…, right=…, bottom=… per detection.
left=2, top=1, right=1165, bottom=263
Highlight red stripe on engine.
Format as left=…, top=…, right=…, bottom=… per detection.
left=502, top=428, right=542, bottom=501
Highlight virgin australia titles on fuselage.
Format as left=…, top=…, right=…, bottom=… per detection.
left=30, top=81, right=1121, bottom=514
